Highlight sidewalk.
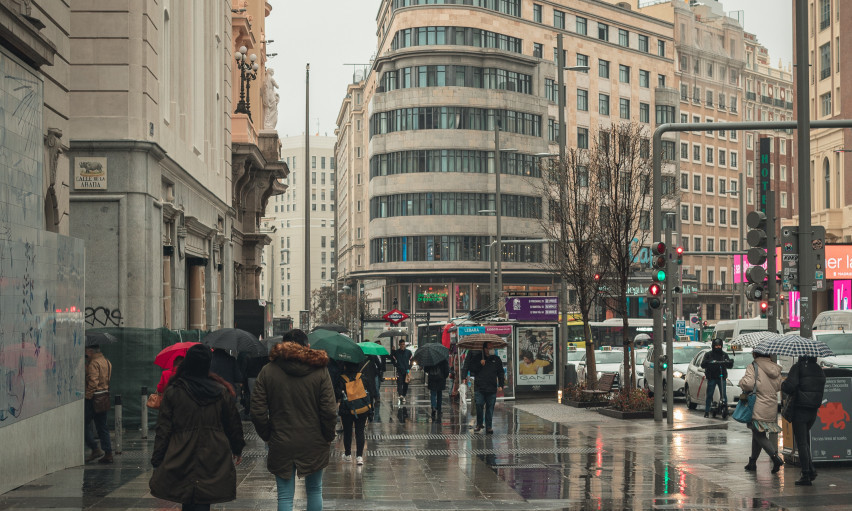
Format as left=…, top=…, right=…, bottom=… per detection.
left=2, top=387, right=851, bottom=510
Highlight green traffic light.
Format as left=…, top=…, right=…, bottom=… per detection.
left=655, top=270, right=666, bottom=282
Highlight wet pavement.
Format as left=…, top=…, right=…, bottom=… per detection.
left=2, top=385, right=852, bottom=510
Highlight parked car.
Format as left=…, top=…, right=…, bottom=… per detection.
left=684, top=346, right=754, bottom=411
left=644, top=342, right=706, bottom=398
left=812, top=310, right=852, bottom=332
left=618, top=348, right=648, bottom=389
left=777, top=330, right=852, bottom=370
left=577, top=347, right=623, bottom=387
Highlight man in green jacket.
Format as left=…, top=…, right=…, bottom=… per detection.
left=251, top=330, right=337, bottom=511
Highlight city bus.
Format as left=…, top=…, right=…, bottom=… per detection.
left=589, top=318, right=655, bottom=347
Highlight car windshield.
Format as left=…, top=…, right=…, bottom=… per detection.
left=594, top=351, right=624, bottom=364
left=672, top=347, right=703, bottom=364
left=566, top=351, right=585, bottom=361
left=727, top=351, right=752, bottom=369
left=817, top=333, right=852, bottom=356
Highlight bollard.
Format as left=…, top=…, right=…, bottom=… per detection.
left=141, top=386, right=148, bottom=439
left=114, top=394, right=123, bottom=455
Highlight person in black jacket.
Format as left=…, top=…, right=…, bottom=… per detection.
left=425, top=358, right=450, bottom=419
left=701, top=339, right=733, bottom=417
left=334, top=360, right=377, bottom=465
left=390, top=340, right=412, bottom=404
left=781, top=356, right=826, bottom=486
left=461, top=343, right=504, bottom=434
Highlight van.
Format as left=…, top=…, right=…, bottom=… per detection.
left=713, top=317, right=783, bottom=343
left=811, top=310, right=852, bottom=332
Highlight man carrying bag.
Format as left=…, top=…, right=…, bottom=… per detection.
left=85, top=345, right=113, bottom=463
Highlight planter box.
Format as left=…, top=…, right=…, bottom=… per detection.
left=598, top=407, right=662, bottom=420
left=563, top=399, right=610, bottom=408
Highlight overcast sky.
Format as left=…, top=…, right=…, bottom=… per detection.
left=265, top=0, right=793, bottom=139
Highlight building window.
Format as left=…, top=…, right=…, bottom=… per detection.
left=638, top=34, right=649, bottom=52
left=554, top=9, right=565, bottom=29
left=706, top=176, right=714, bottom=193
left=639, top=102, right=649, bottom=123
left=598, top=23, right=608, bottom=41
left=619, top=64, right=630, bottom=83
left=693, top=144, right=701, bottom=162
left=681, top=204, right=689, bottom=222
left=719, top=209, right=727, bottom=227
left=576, top=54, right=589, bottom=71
left=706, top=89, right=714, bottom=107
left=533, top=43, right=543, bottom=58
left=599, top=59, right=609, bottom=78
left=693, top=206, right=701, bottom=223
left=657, top=39, right=665, bottom=57
left=820, top=42, right=831, bottom=80
left=781, top=192, right=788, bottom=208
left=655, top=105, right=675, bottom=125
left=618, top=29, right=629, bottom=47
left=577, top=89, right=588, bottom=111
left=706, top=147, right=714, bottom=164
left=821, top=92, right=832, bottom=116
left=312, top=156, right=317, bottom=169
left=577, top=127, right=589, bottom=149
left=718, top=149, right=726, bottom=167
left=820, top=0, right=831, bottom=30
left=640, top=69, right=650, bottom=88
left=533, top=3, right=542, bottom=23
left=599, top=94, right=610, bottom=115
left=693, top=174, right=701, bottom=191
left=658, top=74, right=666, bottom=87
left=680, top=142, right=689, bottom=160
left=780, top=165, right=787, bottom=181
left=825, top=159, right=831, bottom=208
left=694, top=237, right=702, bottom=251
left=747, top=188, right=753, bottom=205
left=662, top=140, right=676, bottom=161
left=576, top=16, right=587, bottom=35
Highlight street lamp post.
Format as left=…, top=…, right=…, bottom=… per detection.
left=234, top=46, right=258, bottom=119
left=493, top=127, right=517, bottom=311
left=479, top=209, right=497, bottom=306
left=340, top=284, right=351, bottom=333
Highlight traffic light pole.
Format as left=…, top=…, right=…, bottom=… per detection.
left=795, top=0, right=814, bottom=338
left=767, top=187, right=778, bottom=332
left=665, top=217, right=674, bottom=425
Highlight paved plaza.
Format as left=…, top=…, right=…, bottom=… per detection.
left=2, top=386, right=851, bottom=510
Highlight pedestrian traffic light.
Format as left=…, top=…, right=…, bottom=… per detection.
left=659, top=354, right=668, bottom=370
left=648, top=282, right=663, bottom=310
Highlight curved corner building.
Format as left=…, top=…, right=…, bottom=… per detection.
left=337, top=0, right=677, bottom=324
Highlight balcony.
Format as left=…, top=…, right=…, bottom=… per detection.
left=696, top=283, right=737, bottom=294
left=761, top=95, right=773, bottom=105
left=746, top=91, right=756, bottom=101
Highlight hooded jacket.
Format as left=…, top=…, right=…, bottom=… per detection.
left=701, top=347, right=733, bottom=380
left=781, top=358, right=826, bottom=419
left=149, top=375, right=245, bottom=504
left=738, top=356, right=782, bottom=423
left=250, top=342, right=337, bottom=480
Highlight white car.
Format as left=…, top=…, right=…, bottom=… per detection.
left=618, top=349, right=648, bottom=389
left=644, top=342, right=707, bottom=398
left=684, top=347, right=754, bottom=411
left=577, top=348, right=624, bottom=387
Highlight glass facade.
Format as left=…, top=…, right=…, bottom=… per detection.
left=370, top=192, right=542, bottom=220
left=391, top=26, right=522, bottom=53
left=370, top=106, right=541, bottom=138
left=371, top=236, right=543, bottom=263
left=381, top=65, right=532, bottom=94
left=392, top=0, right=521, bottom=17
left=370, top=150, right=541, bottom=178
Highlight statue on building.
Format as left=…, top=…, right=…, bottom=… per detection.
left=262, top=68, right=280, bottom=129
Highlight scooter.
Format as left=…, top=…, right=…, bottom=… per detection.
left=708, top=372, right=729, bottom=419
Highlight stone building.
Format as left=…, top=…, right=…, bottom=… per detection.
left=0, top=0, right=86, bottom=493
left=338, top=0, right=677, bottom=328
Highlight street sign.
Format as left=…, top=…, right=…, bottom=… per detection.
left=814, top=226, right=826, bottom=291
left=382, top=309, right=409, bottom=325
left=780, top=226, right=799, bottom=291
left=689, top=314, right=699, bottom=325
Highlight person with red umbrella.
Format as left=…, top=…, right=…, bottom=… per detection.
left=154, top=342, right=200, bottom=395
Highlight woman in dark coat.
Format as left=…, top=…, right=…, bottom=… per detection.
left=425, top=358, right=450, bottom=419
left=334, top=360, right=378, bottom=466
left=150, top=345, right=245, bottom=511
left=781, top=356, right=826, bottom=486
left=251, top=338, right=337, bottom=510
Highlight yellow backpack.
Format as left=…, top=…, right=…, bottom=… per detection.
left=341, top=372, right=372, bottom=416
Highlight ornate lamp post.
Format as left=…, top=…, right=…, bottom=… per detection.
left=234, top=45, right=258, bottom=120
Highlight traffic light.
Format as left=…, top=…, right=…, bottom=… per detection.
left=659, top=354, right=668, bottom=371
left=745, top=211, right=768, bottom=302
left=759, top=301, right=769, bottom=318
left=648, top=241, right=666, bottom=310
left=594, top=273, right=601, bottom=282
left=676, top=246, right=684, bottom=265
left=648, top=282, right=663, bottom=309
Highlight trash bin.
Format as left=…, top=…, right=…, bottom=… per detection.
left=564, top=364, right=578, bottom=387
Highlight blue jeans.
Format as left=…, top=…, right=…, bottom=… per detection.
left=430, top=389, right=443, bottom=412
left=705, top=376, right=727, bottom=411
left=276, top=466, right=323, bottom=511
left=84, top=399, right=112, bottom=453
left=474, top=391, right=497, bottom=429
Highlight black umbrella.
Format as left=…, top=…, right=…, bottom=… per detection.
left=313, top=324, right=348, bottom=333
left=85, top=331, right=118, bottom=347
left=411, top=343, right=449, bottom=367
left=202, top=328, right=266, bottom=358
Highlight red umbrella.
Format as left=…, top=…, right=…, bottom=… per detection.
left=155, top=342, right=200, bottom=369
left=441, top=323, right=453, bottom=349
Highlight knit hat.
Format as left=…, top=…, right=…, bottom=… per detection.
left=182, top=344, right=212, bottom=378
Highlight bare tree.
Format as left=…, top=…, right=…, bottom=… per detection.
left=310, top=286, right=364, bottom=336
left=537, top=149, right=610, bottom=388
left=593, top=122, right=655, bottom=389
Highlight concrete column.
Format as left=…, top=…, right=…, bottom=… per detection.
left=188, top=264, right=206, bottom=330
left=163, top=254, right=172, bottom=329
left=223, top=239, right=234, bottom=327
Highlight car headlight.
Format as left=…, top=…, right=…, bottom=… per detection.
left=820, top=361, right=836, bottom=368
left=596, top=371, right=602, bottom=379
left=673, top=371, right=685, bottom=379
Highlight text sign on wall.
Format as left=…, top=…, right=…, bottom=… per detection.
left=74, top=157, right=107, bottom=190
left=759, top=137, right=770, bottom=214
left=811, top=377, right=852, bottom=462
left=506, top=296, right=559, bottom=321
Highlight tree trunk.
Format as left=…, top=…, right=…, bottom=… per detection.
left=583, top=316, right=597, bottom=388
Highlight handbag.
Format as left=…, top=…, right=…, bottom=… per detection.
left=146, top=393, right=162, bottom=409
left=732, top=361, right=759, bottom=424
left=781, top=393, right=796, bottom=423
left=405, top=372, right=411, bottom=384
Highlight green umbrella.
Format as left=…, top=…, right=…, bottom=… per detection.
left=308, top=330, right=365, bottom=363
left=358, top=341, right=389, bottom=356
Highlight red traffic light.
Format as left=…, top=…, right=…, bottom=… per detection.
left=652, top=241, right=666, bottom=255
left=676, top=246, right=684, bottom=255
left=760, top=301, right=769, bottom=311
left=594, top=273, right=601, bottom=281
left=648, top=283, right=662, bottom=296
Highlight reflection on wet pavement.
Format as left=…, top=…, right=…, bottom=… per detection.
left=2, top=386, right=852, bottom=510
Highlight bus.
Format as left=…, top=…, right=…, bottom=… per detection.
left=589, top=318, right=655, bottom=347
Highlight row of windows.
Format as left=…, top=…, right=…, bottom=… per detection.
left=391, top=26, right=522, bottom=53
left=679, top=203, right=739, bottom=227
left=678, top=143, right=739, bottom=168
left=392, top=0, right=521, bottom=17
left=381, top=65, right=532, bottom=94
left=680, top=173, right=739, bottom=196
left=678, top=54, right=740, bottom=86
left=370, top=193, right=541, bottom=220
left=678, top=236, right=739, bottom=254
left=678, top=113, right=741, bottom=141
left=541, top=6, right=665, bottom=56
left=371, top=236, right=542, bottom=264
left=369, top=107, right=541, bottom=138
left=680, top=84, right=739, bottom=112
left=369, top=150, right=541, bottom=179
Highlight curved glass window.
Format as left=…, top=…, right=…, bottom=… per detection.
left=370, top=107, right=541, bottom=138
left=371, top=236, right=543, bottom=263
left=370, top=150, right=541, bottom=179
left=370, top=193, right=541, bottom=220
left=392, top=0, right=521, bottom=17
left=381, top=65, right=532, bottom=94
left=391, top=26, right=522, bottom=53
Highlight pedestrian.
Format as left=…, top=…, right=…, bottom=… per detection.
left=391, top=339, right=412, bottom=404
left=335, top=360, right=376, bottom=465
left=149, top=345, right=245, bottom=511
left=462, top=342, right=504, bottom=434
left=738, top=350, right=784, bottom=474
left=211, top=348, right=242, bottom=394
left=84, top=345, right=113, bottom=463
left=156, top=355, right=183, bottom=393
left=701, top=339, right=733, bottom=417
left=251, top=332, right=337, bottom=511
left=368, top=353, right=385, bottom=402
left=781, top=356, right=826, bottom=486
left=425, top=357, right=450, bottom=419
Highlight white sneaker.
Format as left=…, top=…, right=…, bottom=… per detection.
left=356, top=456, right=364, bottom=465
left=343, top=454, right=352, bottom=462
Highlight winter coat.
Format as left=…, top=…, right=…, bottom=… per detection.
left=738, top=357, right=782, bottom=423
left=425, top=359, right=450, bottom=391
left=211, top=349, right=242, bottom=388
left=781, top=358, right=826, bottom=422
left=391, top=348, right=412, bottom=375
left=701, top=348, right=733, bottom=380
left=462, top=354, right=505, bottom=394
left=85, top=352, right=111, bottom=399
left=250, top=342, right=337, bottom=480
left=149, top=376, right=245, bottom=505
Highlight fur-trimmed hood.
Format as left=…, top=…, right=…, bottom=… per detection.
left=270, top=342, right=329, bottom=377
